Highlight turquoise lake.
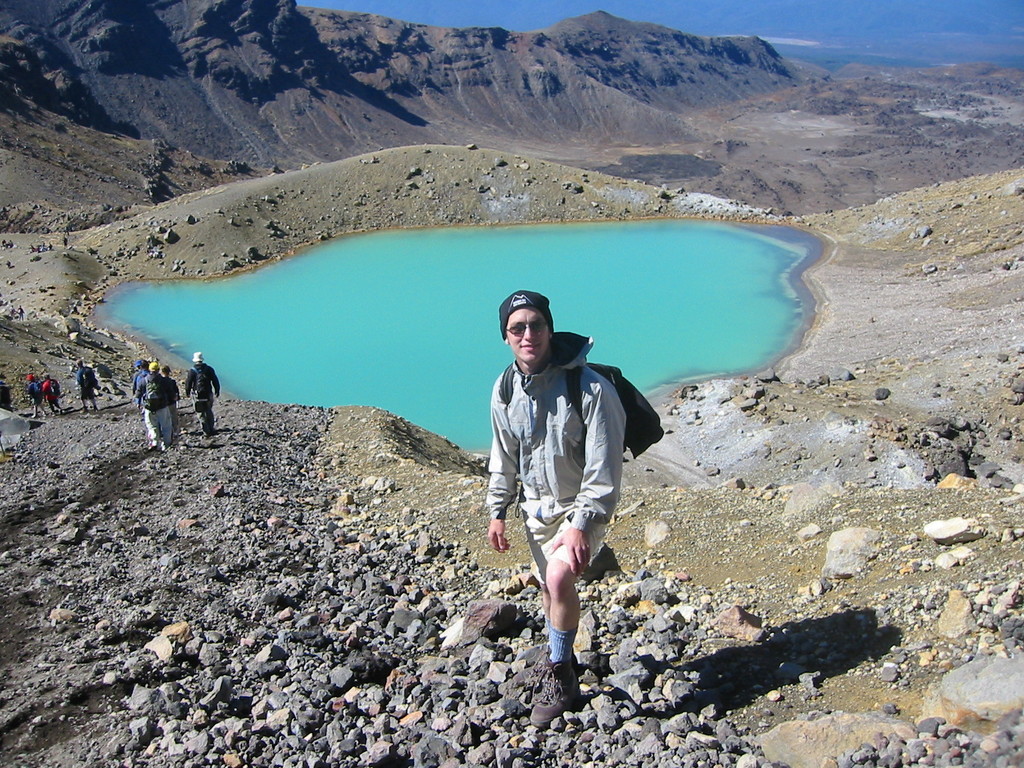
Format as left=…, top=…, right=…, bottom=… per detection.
left=100, top=220, right=821, bottom=450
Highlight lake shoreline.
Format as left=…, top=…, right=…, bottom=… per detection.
left=644, top=222, right=826, bottom=413
left=97, top=218, right=819, bottom=451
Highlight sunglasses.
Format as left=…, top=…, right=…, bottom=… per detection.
left=506, top=320, right=548, bottom=337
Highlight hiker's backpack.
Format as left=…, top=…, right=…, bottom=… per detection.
left=499, top=363, right=664, bottom=458
left=144, top=377, right=167, bottom=411
left=192, top=365, right=212, bottom=398
left=77, top=367, right=98, bottom=389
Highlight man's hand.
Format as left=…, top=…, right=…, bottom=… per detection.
left=551, top=527, right=589, bottom=576
left=488, top=518, right=509, bottom=553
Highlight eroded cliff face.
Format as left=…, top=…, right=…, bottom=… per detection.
left=177, top=0, right=356, bottom=102
left=0, top=0, right=807, bottom=165
left=0, top=30, right=129, bottom=133
left=311, top=9, right=795, bottom=103
left=307, top=9, right=800, bottom=143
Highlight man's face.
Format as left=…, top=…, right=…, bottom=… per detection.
left=505, top=307, right=552, bottom=374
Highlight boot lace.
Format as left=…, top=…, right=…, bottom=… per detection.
left=531, top=662, right=563, bottom=706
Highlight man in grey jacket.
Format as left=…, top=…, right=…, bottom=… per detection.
left=486, top=290, right=626, bottom=727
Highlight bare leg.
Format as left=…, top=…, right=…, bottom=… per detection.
left=542, top=559, right=580, bottom=632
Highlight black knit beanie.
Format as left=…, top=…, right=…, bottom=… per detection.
left=499, top=290, right=554, bottom=339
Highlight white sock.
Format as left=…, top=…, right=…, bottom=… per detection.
left=549, top=627, right=576, bottom=664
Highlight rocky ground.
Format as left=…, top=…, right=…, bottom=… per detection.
left=1, top=397, right=1022, bottom=768
left=1, top=149, right=1024, bottom=767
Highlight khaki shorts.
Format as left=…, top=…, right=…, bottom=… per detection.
left=523, top=509, right=607, bottom=585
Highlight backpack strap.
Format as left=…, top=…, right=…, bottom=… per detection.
left=498, top=363, right=587, bottom=421
left=498, top=363, right=516, bottom=405
left=567, top=366, right=585, bottom=422
left=499, top=363, right=610, bottom=457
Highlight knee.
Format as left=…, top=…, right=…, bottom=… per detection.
left=544, top=561, right=577, bottom=602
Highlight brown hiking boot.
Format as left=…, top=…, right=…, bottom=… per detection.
left=529, top=659, right=579, bottom=726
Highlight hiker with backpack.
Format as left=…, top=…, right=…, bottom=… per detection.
left=140, top=361, right=175, bottom=451
left=131, top=360, right=149, bottom=410
left=74, top=359, right=100, bottom=411
left=41, top=374, right=62, bottom=414
left=485, top=290, right=661, bottom=728
left=24, top=374, right=42, bottom=417
left=185, top=352, right=220, bottom=437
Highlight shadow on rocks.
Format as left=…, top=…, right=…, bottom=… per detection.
left=680, top=608, right=901, bottom=714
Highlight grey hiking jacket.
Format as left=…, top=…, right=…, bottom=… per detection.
left=486, top=332, right=626, bottom=532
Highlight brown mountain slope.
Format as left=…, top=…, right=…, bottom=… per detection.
left=305, top=9, right=798, bottom=146
left=0, top=0, right=806, bottom=166
left=582, top=63, right=1024, bottom=215
left=0, top=37, right=263, bottom=232
left=2, top=3, right=1023, bottom=227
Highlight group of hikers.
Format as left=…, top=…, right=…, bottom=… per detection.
left=0, top=352, right=220, bottom=451
left=0, top=241, right=56, bottom=252
left=22, top=371, right=72, bottom=416
left=10, top=360, right=107, bottom=417
left=129, top=352, right=221, bottom=450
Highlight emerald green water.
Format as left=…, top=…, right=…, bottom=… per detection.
left=100, top=220, right=820, bottom=449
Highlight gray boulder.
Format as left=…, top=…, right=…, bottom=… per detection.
left=923, top=654, right=1024, bottom=732
left=821, top=527, right=880, bottom=579
left=760, top=712, right=916, bottom=768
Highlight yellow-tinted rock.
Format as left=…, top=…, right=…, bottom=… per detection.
left=937, top=473, right=977, bottom=489
left=162, top=621, right=192, bottom=643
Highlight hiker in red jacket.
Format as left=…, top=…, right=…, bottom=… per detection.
left=40, top=374, right=62, bottom=414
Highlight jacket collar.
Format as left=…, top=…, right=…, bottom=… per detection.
left=513, top=331, right=592, bottom=383
left=548, top=331, right=593, bottom=369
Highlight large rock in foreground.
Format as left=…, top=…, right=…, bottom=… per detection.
left=760, top=713, right=917, bottom=768
left=923, top=654, right=1024, bottom=733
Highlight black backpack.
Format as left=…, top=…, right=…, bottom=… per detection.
left=499, top=362, right=664, bottom=458
left=192, top=365, right=212, bottom=398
